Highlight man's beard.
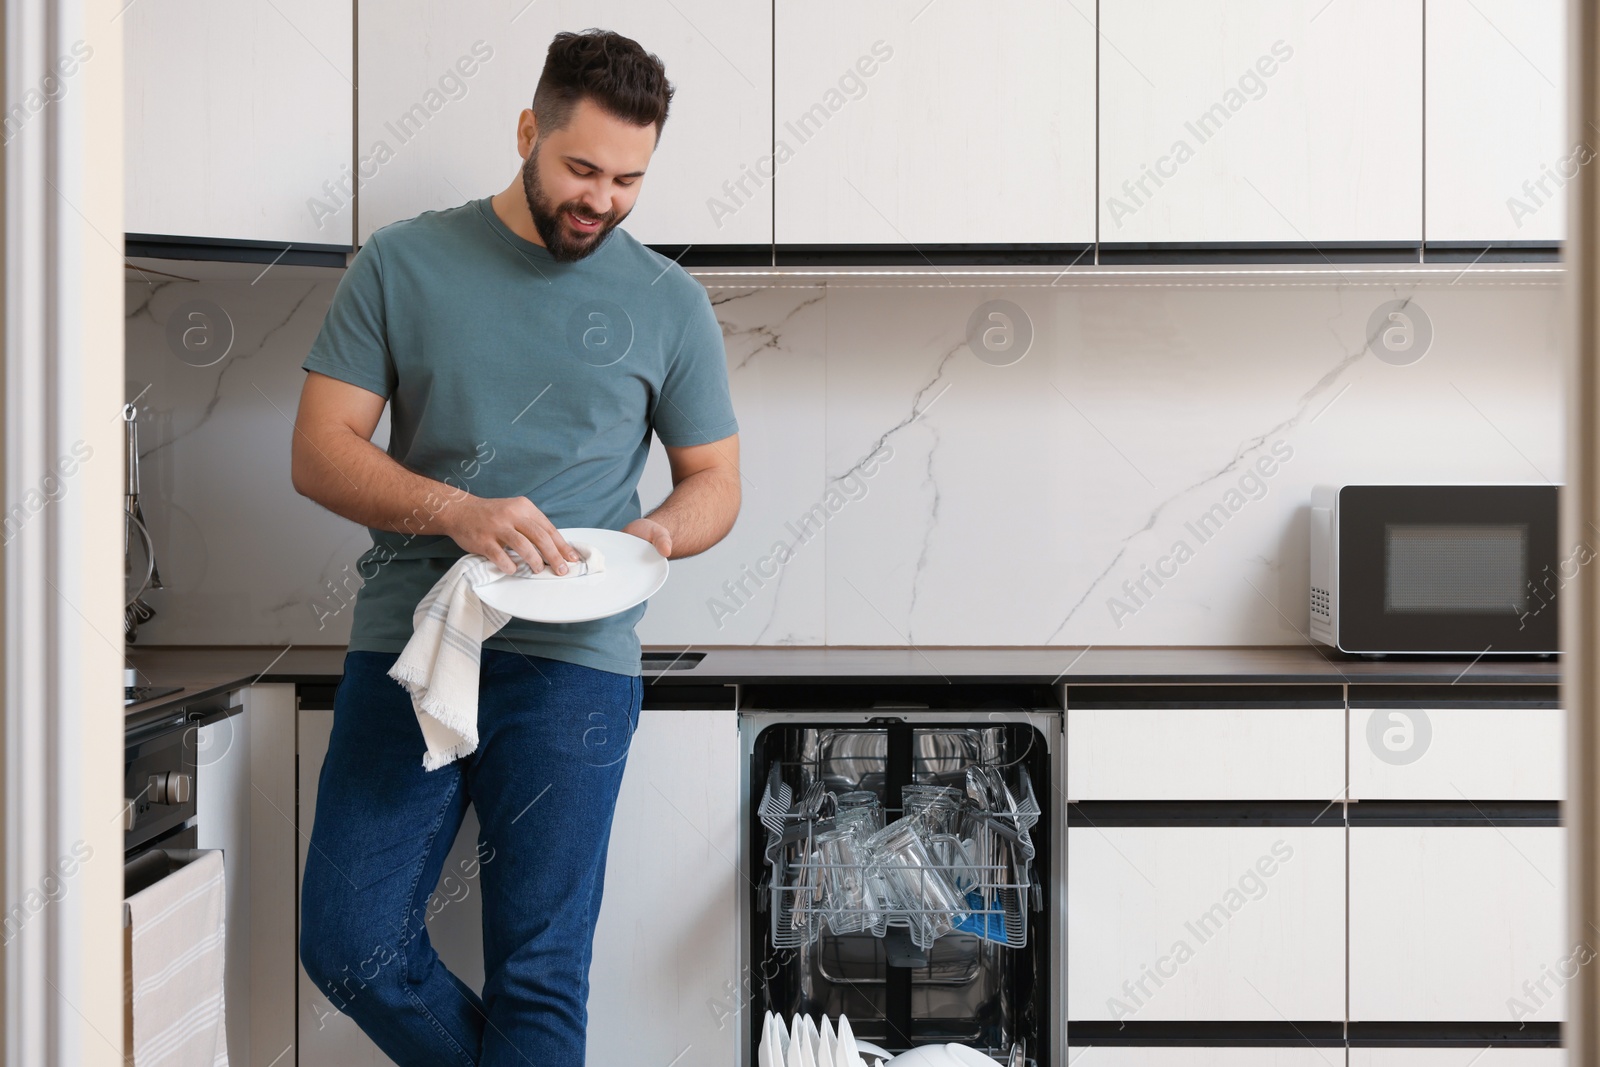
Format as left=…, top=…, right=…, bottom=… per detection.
left=520, top=147, right=624, bottom=262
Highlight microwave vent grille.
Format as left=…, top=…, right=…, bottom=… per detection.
left=1310, top=586, right=1331, bottom=620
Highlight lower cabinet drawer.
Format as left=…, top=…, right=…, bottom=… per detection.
left=1349, top=827, right=1568, bottom=1021
left=1066, top=1051, right=1335, bottom=1066
left=1066, top=826, right=1345, bottom=1021
left=1348, top=706, right=1564, bottom=800
left=1067, top=707, right=1344, bottom=800
left=1349, top=1051, right=1566, bottom=1065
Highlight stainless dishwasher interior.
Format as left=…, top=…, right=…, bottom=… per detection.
left=743, top=704, right=1056, bottom=1066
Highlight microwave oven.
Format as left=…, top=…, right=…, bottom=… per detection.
left=1309, top=483, right=1560, bottom=655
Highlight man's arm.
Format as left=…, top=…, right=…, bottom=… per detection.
left=625, top=433, right=741, bottom=560
left=290, top=370, right=583, bottom=576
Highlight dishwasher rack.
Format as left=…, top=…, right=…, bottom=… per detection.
left=758, top=760, right=1042, bottom=952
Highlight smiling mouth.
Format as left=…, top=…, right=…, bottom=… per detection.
left=568, top=210, right=603, bottom=233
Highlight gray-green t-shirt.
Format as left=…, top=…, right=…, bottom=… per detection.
left=300, top=197, right=738, bottom=676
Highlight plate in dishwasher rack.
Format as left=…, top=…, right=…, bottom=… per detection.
left=472, top=527, right=669, bottom=623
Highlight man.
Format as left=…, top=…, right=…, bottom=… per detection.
left=290, top=29, right=739, bottom=1066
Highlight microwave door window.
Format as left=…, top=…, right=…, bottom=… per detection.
left=1384, top=524, right=1530, bottom=615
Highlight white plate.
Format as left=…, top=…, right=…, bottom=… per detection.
left=472, top=527, right=669, bottom=623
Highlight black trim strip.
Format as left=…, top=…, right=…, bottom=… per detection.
left=126, top=233, right=352, bottom=268
left=1068, top=684, right=1344, bottom=709
left=1348, top=800, right=1560, bottom=826
left=1065, top=1021, right=1562, bottom=1046
left=1349, top=684, right=1560, bottom=708
left=738, top=683, right=1063, bottom=710
left=640, top=684, right=736, bottom=711
left=647, top=244, right=774, bottom=267
left=1099, top=241, right=1422, bottom=264
left=1068, top=801, right=1344, bottom=827
left=1065, top=800, right=1561, bottom=826
left=1066, top=1021, right=1344, bottom=1046
left=296, top=682, right=338, bottom=711
left=129, top=235, right=1561, bottom=270
left=1347, top=1021, right=1562, bottom=1046
left=773, top=243, right=1094, bottom=266
left=1423, top=241, right=1562, bottom=263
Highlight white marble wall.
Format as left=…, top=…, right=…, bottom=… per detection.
left=124, top=265, right=1565, bottom=649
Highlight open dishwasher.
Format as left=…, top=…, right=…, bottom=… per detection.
left=740, top=684, right=1059, bottom=1066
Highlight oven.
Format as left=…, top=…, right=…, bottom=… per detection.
left=739, top=683, right=1061, bottom=1066
left=122, top=695, right=229, bottom=915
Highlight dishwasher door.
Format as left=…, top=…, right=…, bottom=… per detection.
left=740, top=707, right=1059, bottom=1066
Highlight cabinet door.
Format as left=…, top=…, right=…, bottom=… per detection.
left=773, top=0, right=1096, bottom=245
left=1349, top=827, right=1567, bottom=1021
left=1425, top=0, right=1567, bottom=242
left=242, top=685, right=299, bottom=1067
left=1351, top=1051, right=1567, bottom=1066
left=1067, top=707, right=1343, bottom=800
left=296, top=708, right=488, bottom=1066
left=587, top=708, right=742, bottom=1066
left=195, top=705, right=250, bottom=1067
left=1066, top=827, right=1344, bottom=1021
left=124, top=0, right=353, bottom=246
left=296, top=705, right=741, bottom=1065
left=1067, top=1051, right=1338, bottom=1067
left=296, top=708, right=420, bottom=1065
left=1348, top=706, right=1564, bottom=800
left=194, top=686, right=299, bottom=1067
left=356, top=1, right=771, bottom=247
left=1098, top=0, right=1422, bottom=244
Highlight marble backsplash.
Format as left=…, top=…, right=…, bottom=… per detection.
left=123, top=262, right=1565, bottom=650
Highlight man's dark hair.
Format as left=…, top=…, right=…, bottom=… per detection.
left=532, top=29, right=674, bottom=140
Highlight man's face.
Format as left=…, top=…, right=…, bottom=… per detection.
left=520, top=96, right=657, bottom=262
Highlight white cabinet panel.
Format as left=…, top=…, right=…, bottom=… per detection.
left=241, top=685, right=298, bottom=1067
left=195, top=705, right=250, bottom=1067
left=194, top=687, right=298, bottom=1067
left=1068, top=1051, right=1339, bottom=1067
left=1067, top=827, right=1344, bottom=1020
left=1350, top=827, right=1568, bottom=1022
left=587, top=708, right=742, bottom=1066
left=296, top=709, right=487, bottom=1065
left=124, top=0, right=353, bottom=245
left=773, top=0, right=1096, bottom=244
left=295, top=708, right=452, bottom=1065
left=1425, top=0, right=1567, bottom=242
left=297, top=705, right=740, bottom=1066
left=357, top=1, right=771, bottom=246
left=1099, top=0, right=1422, bottom=243
left=1067, top=707, right=1343, bottom=800
left=1351, top=1050, right=1566, bottom=1066
left=1348, top=706, right=1564, bottom=800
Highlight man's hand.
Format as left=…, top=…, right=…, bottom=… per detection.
left=441, top=494, right=583, bottom=576
left=623, top=517, right=673, bottom=559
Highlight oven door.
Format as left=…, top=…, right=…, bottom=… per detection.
left=122, top=826, right=201, bottom=926
left=1336, top=484, right=1560, bottom=653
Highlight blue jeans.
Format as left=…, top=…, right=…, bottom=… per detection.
left=299, top=649, right=642, bottom=1066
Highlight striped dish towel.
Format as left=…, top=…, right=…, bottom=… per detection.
left=386, top=552, right=535, bottom=771
left=125, top=849, right=228, bottom=1066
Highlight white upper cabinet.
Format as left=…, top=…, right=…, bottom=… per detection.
left=772, top=0, right=1096, bottom=245
left=1098, top=0, right=1423, bottom=244
left=356, top=0, right=772, bottom=247
left=124, top=0, right=353, bottom=247
left=1425, top=0, right=1568, bottom=243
